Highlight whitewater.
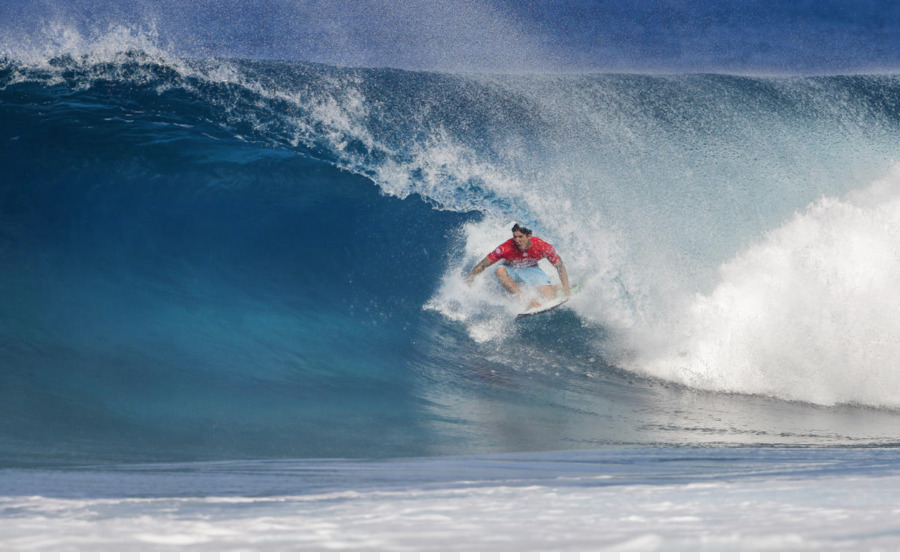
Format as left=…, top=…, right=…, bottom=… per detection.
left=1, top=21, right=900, bottom=551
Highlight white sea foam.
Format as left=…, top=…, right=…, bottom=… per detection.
left=2, top=467, right=899, bottom=550
left=625, top=167, right=900, bottom=407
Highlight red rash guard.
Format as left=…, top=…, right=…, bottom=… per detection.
left=487, top=237, right=560, bottom=268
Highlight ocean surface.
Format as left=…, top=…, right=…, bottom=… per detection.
left=2, top=15, right=900, bottom=550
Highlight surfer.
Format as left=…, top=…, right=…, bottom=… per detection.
left=466, top=223, right=571, bottom=308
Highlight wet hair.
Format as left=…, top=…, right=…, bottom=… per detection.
left=512, top=223, right=532, bottom=236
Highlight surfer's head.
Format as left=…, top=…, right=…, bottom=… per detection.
left=511, top=223, right=533, bottom=250
left=512, top=223, right=532, bottom=236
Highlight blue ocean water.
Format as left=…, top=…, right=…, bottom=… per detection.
left=2, top=4, right=900, bottom=550
left=3, top=50, right=900, bottom=467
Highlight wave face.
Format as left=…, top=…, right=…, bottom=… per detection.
left=2, top=40, right=900, bottom=464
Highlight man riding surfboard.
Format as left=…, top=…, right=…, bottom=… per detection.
left=466, top=223, right=571, bottom=308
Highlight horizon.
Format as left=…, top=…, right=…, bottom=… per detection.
left=2, top=0, right=900, bottom=74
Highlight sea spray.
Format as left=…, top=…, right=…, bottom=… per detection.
left=627, top=167, right=900, bottom=407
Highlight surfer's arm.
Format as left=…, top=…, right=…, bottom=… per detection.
left=466, top=255, right=494, bottom=285
left=553, top=258, right=571, bottom=297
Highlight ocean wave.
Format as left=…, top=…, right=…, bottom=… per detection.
left=2, top=37, right=900, bottom=465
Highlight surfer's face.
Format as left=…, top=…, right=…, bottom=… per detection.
left=513, top=231, right=532, bottom=250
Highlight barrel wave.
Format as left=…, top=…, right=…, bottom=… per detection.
left=2, top=37, right=900, bottom=466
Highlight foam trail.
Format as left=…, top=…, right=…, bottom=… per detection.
left=628, top=167, right=900, bottom=407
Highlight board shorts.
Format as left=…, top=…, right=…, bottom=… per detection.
left=500, top=264, right=552, bottom=288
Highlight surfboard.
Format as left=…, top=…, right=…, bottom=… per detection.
left=515, top=283, right=579, bottom=320
left=516, top=297, right=569, bottom=320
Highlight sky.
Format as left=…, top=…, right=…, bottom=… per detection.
left=3, top=0, right=900, bottom=73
